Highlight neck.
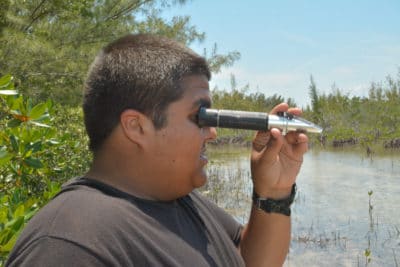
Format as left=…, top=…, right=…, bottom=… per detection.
left=86, top=145, right=160, bottom=201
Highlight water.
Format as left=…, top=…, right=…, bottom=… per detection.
left=204, top=147, right=400, bottom=267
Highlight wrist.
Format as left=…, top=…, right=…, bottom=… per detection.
left=252, top=183, right=297, bottom=216
left=253, top=185, right=293, bottom=200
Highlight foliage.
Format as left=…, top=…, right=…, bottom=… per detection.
left=308, top=75, right=322, bottom=124
left=0, top=75, right=58, bottom=194
left=212, top=74, right=296, bottom=111
left=0, top=0, right=240, bottom=105
left=50, top=106, right=91, bottom=181
left=204, top=44, right=241, bottom=74
left=0, top=182, right=60, bottom=265
left=304, top=70, right=400, bottom=148
left=0, top=74, right=76, bottom=265
left=210, top=74, right=297, bottom=141
left=208, top=71, right=400, bottom=150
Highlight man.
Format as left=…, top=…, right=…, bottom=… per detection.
left=6, top=34, right=308, bottom=266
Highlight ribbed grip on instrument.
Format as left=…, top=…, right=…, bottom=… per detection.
left=197, top=108, right=269, bottom=131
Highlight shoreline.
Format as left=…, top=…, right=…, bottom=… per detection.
left=209, top=135, right=400, bottom=151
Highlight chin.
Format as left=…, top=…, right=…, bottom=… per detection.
left=191, top=171, right=208, bottom=189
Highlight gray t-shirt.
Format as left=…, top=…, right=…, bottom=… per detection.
left=6, top=177, right=245, bottom=267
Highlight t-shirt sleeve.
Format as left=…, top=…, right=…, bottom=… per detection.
left=6, top=237, right=109, bottom=267
left=191, top=191, right=243, bottom=247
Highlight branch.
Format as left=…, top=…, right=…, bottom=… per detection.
left=25, top=0, right=48, bottom=30
left=105, top=0, right=153, bottom=21
left=30, top=0, right=47, bottom=20
left=24, top=72, right=81, bottom=78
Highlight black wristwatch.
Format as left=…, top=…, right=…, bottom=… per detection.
left=252, top=183, right=297, bottom=216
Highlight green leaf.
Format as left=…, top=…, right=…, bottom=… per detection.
left=0, top=147, right=13, bottom=166
left=46, top=99, right=54, bottom=111
left=7, top=119, right=22, bottom=128
left=13, top=205, right=24, bottom=219
left=23, top=157, right=44, bottom=169
left=29, top=121, right=50, bottom=128
left=0, top=229, right=13, bottom=247
left=27, top=141, right=42, bottom=153
left=0, top=90, right=18, bottom=95
left=0, top=233, right=18, bottom=252
left=9, top=135, right=18, bottom=152
left=47, top=139, right=60, bottom=145
left=8, top=95, right=23, bottom=112
left=34, top=113, right=50, bottom=122
left=24, top=209, right=38, bottom=221
left=26, top=98, right=33, bottom=113
left=29, top=103, right=47, bottom=120
left=0, top=209, right=7, bottom=223
left=0, top=74, right=12, bottom=88
left=4, top=216, right=24, bottom=231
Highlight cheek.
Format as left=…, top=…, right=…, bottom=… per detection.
left=156, top=123, right=204, bottom=158
left=171, top=134, right=203, bottom=162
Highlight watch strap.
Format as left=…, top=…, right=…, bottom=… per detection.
left=252, top=183, right=297, bottom=216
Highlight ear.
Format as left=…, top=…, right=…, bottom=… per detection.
left=120, top=109, right=152, bottom=147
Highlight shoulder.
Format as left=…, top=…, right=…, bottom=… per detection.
left=188, top=190, right=243, bottom=239
left=34, top=180, right=130, bottom=228
left=6, top=236, right=109, bottom=267
left=9, top=180, right=142, bottom=260
left=188, top=190, right=229, bottom=218
left=185, top=190, right=243, bottom=251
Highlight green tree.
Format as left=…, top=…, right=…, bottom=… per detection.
left=308, top=75, right=322, bottom=123
left=1, top=0, right=239, bottom=105
left=211, top=74, right=296, bottom=112
left=204, top=43, right=241, bottom=74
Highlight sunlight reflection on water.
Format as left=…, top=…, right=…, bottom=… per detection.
left=205, top=147, right=400, bottom=267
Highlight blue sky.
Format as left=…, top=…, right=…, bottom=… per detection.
left=162, top=0, right=400, bottom=107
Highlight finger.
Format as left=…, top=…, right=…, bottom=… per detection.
left=256, top=128, right=284, bottom=162
left=279, top=132, right=308, bottom=162
left=252, top=131, right=271, bottom=152
left=287, top=107, right=302, bottom=116
left=270, top=103, right=289, bottom=115
left=285, top=132, right=308, bottom=149
left=284, top=131, right=300, bottom=145
left=284, top=131, right=308, bottom=145
left=292, top=133, right=309, bottom=155
left=270, top=103, right=303, bottom=117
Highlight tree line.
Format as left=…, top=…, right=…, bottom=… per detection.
left=305, top=73, right=400, bottom=149
left=208, top=72, right=400, bottom=149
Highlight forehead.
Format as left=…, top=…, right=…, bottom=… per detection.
left=179, top=75, right=211, bottom=105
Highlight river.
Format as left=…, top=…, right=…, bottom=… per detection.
left=204, top=146, right=400, bottom=267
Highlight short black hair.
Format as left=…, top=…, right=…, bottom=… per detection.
left=83, top=34, right=211, bottom=152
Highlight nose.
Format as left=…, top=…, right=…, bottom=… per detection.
left=204, top=126, right=217, bottom=141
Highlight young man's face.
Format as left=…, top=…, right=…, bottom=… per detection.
left=148, top=74, right=217, bottom=199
